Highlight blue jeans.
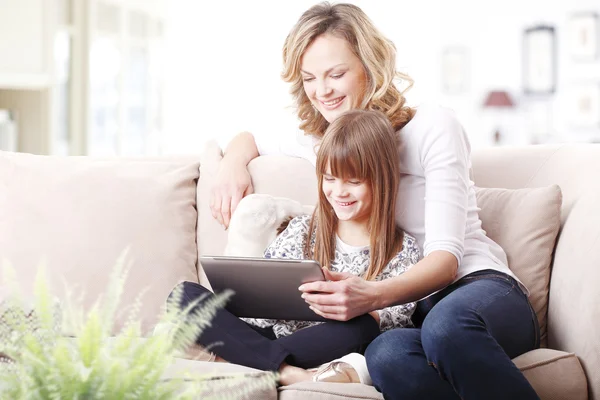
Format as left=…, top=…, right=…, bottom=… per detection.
left=365, top=269, right=540, bottom=400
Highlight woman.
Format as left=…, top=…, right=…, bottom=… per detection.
left=210, top=3, right=540, bottom=399
left=175, top=110, right=419, bottom=386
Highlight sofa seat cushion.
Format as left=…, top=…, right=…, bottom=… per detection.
left=165, top=358, right=277, bottom=399
left=277, top=349, right=586, bottom=400
left=512, top=348, right=587, bottom=400
left=279, top=382, right=382, bottom=400
left=0, top=151, right=201, bottom=334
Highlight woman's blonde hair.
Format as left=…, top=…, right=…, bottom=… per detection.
left=282, top=2, right=414, bottom=138
left=307, top=109, right=404, bottom=281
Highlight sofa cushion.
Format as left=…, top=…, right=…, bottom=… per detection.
left=275, top=349, right=586, bottom=400
left=476, top=185, right=562, bottom=345
left=0, top=151, right=201, bottom=334
left=279, top=382, right=382, bottom=400
left=512, top=349, right=587, bottom=400
left=165, top=358, right=277, bottom=399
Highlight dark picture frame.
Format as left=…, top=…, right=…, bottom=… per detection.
left=523, top=25, right=556, bottom=95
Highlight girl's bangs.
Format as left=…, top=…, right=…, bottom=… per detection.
left=318, top=141, right=366, bottom=180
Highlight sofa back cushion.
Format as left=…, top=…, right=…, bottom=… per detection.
left=0, top=151, right=200, bottom=334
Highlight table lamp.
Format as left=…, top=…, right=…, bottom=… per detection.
left=482, top=90, right=515, bottom=144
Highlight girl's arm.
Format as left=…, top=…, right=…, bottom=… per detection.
left=210, top=132, right=259, bottom=228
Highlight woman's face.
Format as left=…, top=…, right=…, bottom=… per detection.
left=301, top=34, right=366, bottom=123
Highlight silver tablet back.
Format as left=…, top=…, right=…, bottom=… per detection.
left=200, top=256, right=327, bottom=321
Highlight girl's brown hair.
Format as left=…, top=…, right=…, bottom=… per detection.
left=307, top=109, right=403, bottom=281
left=282, top=2, right=415, bottom=138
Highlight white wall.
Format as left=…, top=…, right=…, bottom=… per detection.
left=163, top=0, right=600, bottom=154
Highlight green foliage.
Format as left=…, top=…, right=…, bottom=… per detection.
left=0, top=252, right=277, bottom=399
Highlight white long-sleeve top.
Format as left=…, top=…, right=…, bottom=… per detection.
left=242, top=215, right=420, bottom=337
left=254, top=103, right=527, bottom=293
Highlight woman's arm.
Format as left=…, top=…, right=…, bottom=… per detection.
left=210, top=132, right=259, bottom=228
left=374, top=250, right=457, bottom=307
left=372, top=238, right=420, bottom=330
left=301, top=251, right=457, bottom=320
left=211, top=130, right=317, bottom=228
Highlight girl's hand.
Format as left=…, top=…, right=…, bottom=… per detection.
left=299, top=267, right=379, bottom=321
left=210, top=159, right=254, bottom=228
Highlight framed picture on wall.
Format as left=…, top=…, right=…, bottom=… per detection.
left=523, top=25, right=556, bottom=95
left=567, top=83, right=600, bottom=128
left=441, top=47, right=469, bottom=94
left=568, top=13, right=599, bottom=61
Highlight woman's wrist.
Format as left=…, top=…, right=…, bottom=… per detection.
left=220, top=154, right=248, bottom=170
left=369, top=279, right=389, bottom=310
left=222, top=132, right=259, bottom=167
left=371, top=274, right=412, bottom=309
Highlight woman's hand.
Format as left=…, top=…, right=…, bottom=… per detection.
left=299, top=267, right=380, bottom=321
left=210, top=159, right=254, bottom=228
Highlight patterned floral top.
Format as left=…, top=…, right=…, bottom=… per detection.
left=242, top=214, right=421, bottom=338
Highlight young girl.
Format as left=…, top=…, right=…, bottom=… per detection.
left=173, top=109, right=419, bottom=386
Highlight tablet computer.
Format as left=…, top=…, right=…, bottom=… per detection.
left=200, top=256, right=327, bottom=321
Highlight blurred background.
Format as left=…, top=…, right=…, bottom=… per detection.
left=0, top=0, right=599, bottom=156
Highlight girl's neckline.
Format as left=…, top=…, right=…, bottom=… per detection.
left=335, top=235, right=369, bottom=253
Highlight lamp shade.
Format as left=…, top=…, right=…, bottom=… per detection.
left=483, top=91, right=515, bottom=108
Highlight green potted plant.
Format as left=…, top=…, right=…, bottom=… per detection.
left=0, top=255, right=276, bottom=399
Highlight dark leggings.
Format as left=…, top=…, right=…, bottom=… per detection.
left=170, top=281, right=380, bottom=371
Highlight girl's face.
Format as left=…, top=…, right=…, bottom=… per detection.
left=300, top=34, right=366, bottom=124
left=322, top=167, right=372, bottom=224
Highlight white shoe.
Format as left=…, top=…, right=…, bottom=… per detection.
left=312, top=353, right=372, bottom=385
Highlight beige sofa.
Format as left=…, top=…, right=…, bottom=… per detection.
left=1, top=143, right=598, bottom=399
